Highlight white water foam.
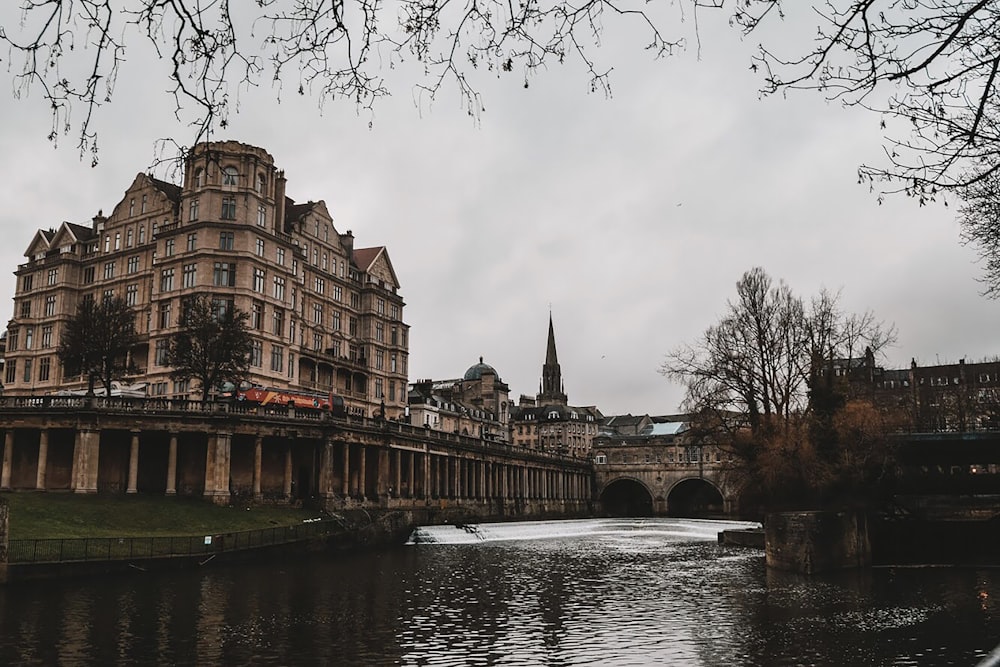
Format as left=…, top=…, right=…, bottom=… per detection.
left=406, top=518, right=760, bottom=545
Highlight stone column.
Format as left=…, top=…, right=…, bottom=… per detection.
left=73, top=429, right=100, bottom=494
left=283, top=446, right=293, bottom=498
left=165, top=433, right=178, bottom=496
left=394, top=450, right=402, bottom=498
left=358, top=445, right=367, bottom=500
left=341, top=443, right=351, bottom=497
left=204, top=433, right=232, bottom=503
left=377, top=448, right=389, bottom=498
left=407, top=451, right=415, bottom=499
left=35, top=429, right=49, bottom=491
left=1, top=430, right=12, bottom=490
left=319, top=440, right=334, bottom=500
left=253, top=436, right=263, bottom=500
left=126, top=431, right=140, bottom=494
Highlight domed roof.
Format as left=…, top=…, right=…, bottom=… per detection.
left=464, top=357, right=500, bottom=382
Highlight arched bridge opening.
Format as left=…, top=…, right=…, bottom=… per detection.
left=600, top=478, right=653, bottom=517
left=667, top=479, right=725, bottom=518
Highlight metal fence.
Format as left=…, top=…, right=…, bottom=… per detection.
left=7, top=518, right=340, bottom=564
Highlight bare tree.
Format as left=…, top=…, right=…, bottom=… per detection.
left=57, top=296, right=138, bottom=396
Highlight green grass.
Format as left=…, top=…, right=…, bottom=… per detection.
left=0, top=492, right=325, bottom=540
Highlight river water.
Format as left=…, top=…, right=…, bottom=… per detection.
left=1, top=518, right=999, bottom=666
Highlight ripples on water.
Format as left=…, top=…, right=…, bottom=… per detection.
left=1, top=518, right=998, bottom=666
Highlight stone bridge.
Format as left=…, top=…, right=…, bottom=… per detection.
left=0, top=396, right=593, bottom=521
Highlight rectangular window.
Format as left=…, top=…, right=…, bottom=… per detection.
left=221, top=197, right=237, bottom=220
left=322, top=253, right=328, bottom=271
left=182, top=263, right=197, bottom=288
left=6, top=329, right=17, bottom=352
left=211, top=298, right=234, bottom=320
left=138, top=225, right=146, bottom=244
left=41, top=325, right=52, bottom=348
left=313, top=303, right=323, bottom=324
left=257, top=205, right=266, bottom=227
left=256, top=238, right=265, bottom=257
left=189, top=199, right=199, bottom=222
left=377, top=298, right=386, bottom=315
left=164, top=238, right=175, bottom=257
left=47, top=268, right=58, bottom=285
left=159, top=301, right=171, bottom=329
left=348, top=317, right=357, bottom=337
left=82, top=266, right=96, bottom=284
left=253, top=268, right=266, bottom=293
left=389, top=380, right=396, bottom=402
left=350, top=292, right=360, bottom=309
left=375, top=378, right=384, bottom=399
left=155, top=339, right=169, bottom=365
left=38, top=357, right=51, bottom=382
left=114, top=233, right=121, bottom=251
left=103, top=262, right=115, bottom=279
left=21, top=274, right=34, bottom=292
left=152, top=382, right=168, bottom=396
left=391, top=304, right=400, bottom=320
left=126, top=284, right=138, bottom=306
left=313, top=332, right=323, bottom=351
left=160, top=268, right=174, bottom=292
left=127, top=256, right=140, bottom=274
left=22, top=358, right=32, bottom=383
left=103, top=288, right=114, bottom=302
left=375, top=321, right=384, bottom=342
left=126, top=228, right=134, bottom=247
left=391, top=353, right=397, bottom=373
left=273, top=309, right=284, bottom=337
left=251, top=301, right=263, bottom=329
left=333, top=285, right=342, bottom=302
left=213, top=262, right=236, bottom=287
left=331, top=310, right=341, bottom=331
left=314, top=277, right=325, bottom=295
left=375, top=351, right=384, bottom=371
left=276, top=247, right=285, bottom=266
left=186, top=232, right=196, bottom=252
left=44, top=295, right=56, bottom=317
left=25, top=326, right=33, bottom=350
left=173, top=379, right=189, bottom=396
left=273, top=276, right=286, bottom=301
left=250, top=340, right=263, bottom=367
left=4, top=361, right=15, bottom=384
left=219, top=231, right=234, bottom=250
left=332, top=340, right=341, bottom=358
left=271, top=345, right=284, bottom=372
left=288, top=352, right=294, bottom=378
left=19, top=301, right=30, bottom=318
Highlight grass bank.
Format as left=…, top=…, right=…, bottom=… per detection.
left=0, top=492, right=324, bottom=540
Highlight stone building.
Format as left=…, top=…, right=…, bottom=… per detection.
left=408, top=358, right=511, bottom=441
left=509, top=315, right=602, bottom=458
left=4, top=141, right=409, bottom=418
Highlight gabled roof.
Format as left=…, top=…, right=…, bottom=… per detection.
left=353, top=246, right=400, bottom=288
left=49, top=221, right=96, bottom=248
left=150, top=177, right=182, bottom=205
left=23, top=229, right=54, bottom=258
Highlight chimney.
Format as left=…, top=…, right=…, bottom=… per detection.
left=274, top=170, right=287, bottom=234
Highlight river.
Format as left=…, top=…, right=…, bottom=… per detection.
left=1, top=518, right=998, bottom=665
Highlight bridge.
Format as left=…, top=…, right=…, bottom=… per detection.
left=0, top=397, right=593, bottom=521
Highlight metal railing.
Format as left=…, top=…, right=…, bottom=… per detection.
left=6, top=518, right=339, bottom=564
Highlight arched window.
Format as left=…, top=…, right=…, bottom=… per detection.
left=194, top=168, right=204, bottom=187
left=222, top=166, right=238, bottom=186
left=256, top=173, right=265, bottom=193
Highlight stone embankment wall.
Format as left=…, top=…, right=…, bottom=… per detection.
left=765, top=511, right=871, bottom=574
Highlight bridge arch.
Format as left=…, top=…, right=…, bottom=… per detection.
left=665, top=477, right=725, bottom=518
left=599, top=477, right=654, bottom=517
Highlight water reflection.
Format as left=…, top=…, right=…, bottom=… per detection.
left=1, top=519, right=998, bottom=665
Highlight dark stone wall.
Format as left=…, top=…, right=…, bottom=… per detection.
left=765, top=511, right=871, bottom=574
left=47, top=430, right=75, bottom=490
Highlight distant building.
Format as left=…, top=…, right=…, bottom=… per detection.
left=407, top=358, right=510, bottom=440
left=4, top=140, right=409, bottom=418
left=509, top=315, right=602, bottom=457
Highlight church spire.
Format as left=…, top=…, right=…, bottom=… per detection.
left=539, top=313, right=568, bottom=405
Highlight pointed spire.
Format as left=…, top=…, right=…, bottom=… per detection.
left=539, top=312, right=568, bottom=406
left=545, top=313, right=559, bottom=365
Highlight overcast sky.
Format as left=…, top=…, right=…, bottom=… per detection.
left=0, top=5, right=994, bottom=416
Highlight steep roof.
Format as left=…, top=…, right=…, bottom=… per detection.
left=150, top=177, right=182, bottom=204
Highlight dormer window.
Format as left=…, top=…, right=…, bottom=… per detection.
left=222, top=166, right=238, bottom=186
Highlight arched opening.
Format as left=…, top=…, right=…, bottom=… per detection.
left=600, top=479, right=653, bottom=517
left=667, top=479, right=725, bottom=518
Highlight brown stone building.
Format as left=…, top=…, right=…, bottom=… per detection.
left=509, top=316, right=602, bottom=457
left=4, top=141, right=409, bottom=418
left=407, top=358, right=511, bottom=441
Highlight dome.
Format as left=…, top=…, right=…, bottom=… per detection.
left=464, top=357, right=500, bottom=382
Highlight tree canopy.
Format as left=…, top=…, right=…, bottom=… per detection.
left=165, top=295, right=252, bottom=401
left=57, top=296, right=139, bottom=396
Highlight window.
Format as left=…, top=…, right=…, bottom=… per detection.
left=251, top=301, right=263, bottom=329
left=38, top=357, right=51, bottom=382
left=313, top=332, right=323, bottom=351
left=250, top=340, right=263, bottom=367
left=104, top=236, right=111, bottom=252
left=41, top=325, right=52, bottom=348
left=375, top=322, right=384, bottom=342
left=276, top=247, right=285, bottom=266
left=273, top=276, right=286, bottom=301
left=315, top=277, right=325, bottom=294
left=126, top=284, right=138, bottom=306
left=19, top=301, right=30, bottom=318
left=312, top=248, right=318, bottom=265
left=173, top=380, right=189, bottom=396
left=127, top=256, right=140, bottom=274
left=222, top=166, right=238, bottom=186
left=595, top=454, right=607, bottom=465
left=47, top=268, right=58, bottom=285
left=164, top=238, right=175, bottom=257
left=159, top=301, right=171, bottom=329
left=391, top=327, right=398, bottom=345
left=271, top=345, right=284, bottom=372
left=322, top=253, right=328, bottom=271
left=141, top=195, right=147, bottom=214
left=257, top=205, right=266, bottom=227
left=273, top=309, right=284, bottom=337
left=313, top=303, right=323, bottom=324
left=155, top=339, right=169, bottom=365
left=288, top=352, right=295, bottom=378
left=152, top=382, right=168, bottom=396
left=103, top=288, right=114, bottom=302
left=44, top=295, right=56, bottom=317
left=129, top=198, right=135, bottom=216
left=211, top=297, right=234, bottom=320
left=182, top=263, right=197, bottom=288
left=389, top=381, right=396, bottom=402
left=331, top=340, right=341, bottom=358
left=194, top=168, right=204, bottom=187
left=375, top=351, right=384, bottom=370
left=213, top=262, right=236, bottom=287
left=186, top=232, right=196, bottom=252
left=103, top=262, right=115, bottom=279
left=331, top=310, right=341, bottom=331
left=126, top=228, right=134, bottom=247
left=391, top=353, right=397, bottom=373
left=253, top=268, right=266, bottom=293
left=391, top=304, right=400, bottom=320
left=377, top=298, right=386, bottom=315
left=375, top=378, right=383, bottom=399
left=189, top=199, right=200, bottom=221
left=348, top=317, right=357, bottom=337
left=350, top=292, right=360, bottom=309
left=219, top=231, right=234, bottom=250
left=138, top=225, right=146, bottom=244
left=22, top=274, right=33, bottom=292
left=114, top=233, right=121, bottom=251
left=4, top=361, right=15, bottom=384
left=333, top=285, right=342, bottom=302
left=22, top=358, right=32, bottom=383
left=256, top=173, right=265, bottom=193
left=6, top=329, right=17, bottom=351
left=221, top=197, right=237, bottom=220
left=256, top=238, right=265, bottom=256
left=160, top=268, right=174, bottom=292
